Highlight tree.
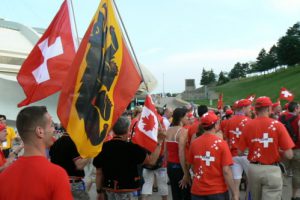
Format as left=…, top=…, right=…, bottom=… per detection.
left=229, top=62, right=247, bottom=79
left=208, top=69, right=216, bottom=83
left=277, top=22, right=300, bottom=66
left=217, top=71, right=229, bottom=85
left=268, top=45, right=279, bottom=70
left=200, top=68, right=210, bottom=85
left=256, top=48, right=268, bottom=72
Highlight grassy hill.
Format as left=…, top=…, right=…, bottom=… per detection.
left=194, top=65, right=300, bottom=107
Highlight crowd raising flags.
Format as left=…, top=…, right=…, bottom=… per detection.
left=16, top=0, right=142, bottom=158
left=57, top=0, right=142, bottom=157
left=17, top=0, right=78, bottom=107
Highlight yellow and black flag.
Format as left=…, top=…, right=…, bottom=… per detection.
left=57, top=0, right=142, bottom=157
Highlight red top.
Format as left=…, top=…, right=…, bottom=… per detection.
left=0, top=150, right=6, bottom=167
left=225, top=115, right=251, bottom=156
left=0, top=156, right=73, bottom=200
left=166, top=142, right=180, bottom=163
left=239, top=116, right=295, bottom=164
left=279, top=112, right=300, bottom=149
left=188, top=133, right=233, bottom=196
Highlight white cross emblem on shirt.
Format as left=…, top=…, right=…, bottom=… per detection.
left=195, top=151, right=215, bottom=166
left=281, top=90, right=292, bottom=98
left=259, top=133, right=273, bottom=148
left=32, top=37, right=63, bottom=84
left=230, top=127, right=242, bottom=138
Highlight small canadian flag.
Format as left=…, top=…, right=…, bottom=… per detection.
left=132, top=95, right=160, bottom=152
left=279, top=87, right=294, bottom=102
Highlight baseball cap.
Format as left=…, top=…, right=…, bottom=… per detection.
left=201, top=111, right=219, bottom=127
left=237, top=99, right=252, bottom=108
left=255, top=96, right=273, bottom=108
left=225, top=109, right=233, bottom=115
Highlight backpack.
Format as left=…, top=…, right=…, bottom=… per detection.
left=280, top=115, right=298, bottom=143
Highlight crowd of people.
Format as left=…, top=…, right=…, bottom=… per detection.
left=0, top=96, right=299, bottom=200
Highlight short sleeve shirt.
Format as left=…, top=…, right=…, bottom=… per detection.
left=93, top=139, right=147, bottom=190
left=188, top=133, right=233, bottom=196
left=49, top=135, right=84, bottom=177
left=225, top=115, right=251, bottom=156
left=239, top=116, right=295, bottom=164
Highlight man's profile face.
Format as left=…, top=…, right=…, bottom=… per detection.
left=42, top=113, right=55, bottom=148
left=0, top=129, right=7, bottom=142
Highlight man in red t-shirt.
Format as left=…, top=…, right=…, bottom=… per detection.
left=224, top=99, right=251, bottom=199
left=279, top=101, right=300, bottom=199
left=0, top=106, right=73, bottom=200
left=239, top=97, right=295, bottom=200
left=188, top=111, right=238, bottom=200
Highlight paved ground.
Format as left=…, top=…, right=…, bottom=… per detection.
left=88, top=175, right=299, bottom=200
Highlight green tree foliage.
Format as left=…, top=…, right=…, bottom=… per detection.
left=229, top=62, right=248, bottom=79
left=277, top=22, right=300, bottom=66
left=268, top=45, right=279, bottom=69
left=200, top=68, right=210, bottom=85
left=201, top=68, right=216, bottom=85
left=256, top=48, right=269, bottom=72
left=208, top=69, right=216, bottom=83
left=217, top=71, right=230, bottom=85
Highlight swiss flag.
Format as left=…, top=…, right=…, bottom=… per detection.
left=132, top=95, right=160, bottom=152
left=17, top=0, right=77, bottom=107
left=246, top=94, right=256, bottom=102
left=279, top=87, right=294, bottom=102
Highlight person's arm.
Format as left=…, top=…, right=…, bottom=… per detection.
left=144, top=143, right=163, bottom=165
left=96, top=168, right=105, bottom=200
left=74, top=157, right=91, bottom=170
left=223, top=165, right=238, bottom=200
left=178, top=129, right=191, bottom=189
left=283, top=149, right=293, bottom=160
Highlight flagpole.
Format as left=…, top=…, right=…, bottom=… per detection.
left=68, top=0, right=80, bottom=49
left=111, top=0, right=149, bottom=93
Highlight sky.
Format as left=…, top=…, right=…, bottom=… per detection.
left=1, top=0, right=300, bottom=94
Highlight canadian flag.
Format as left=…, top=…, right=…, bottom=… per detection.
left=17, top=0, right=78, bottom=107
left=132, top=95, right=160, bottom=152
left=246, top=94, right=256, bottom=102
left=279, top=87, right=294, bottom=102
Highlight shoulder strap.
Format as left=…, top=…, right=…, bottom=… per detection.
left=174, top=128, right=182, bottom=142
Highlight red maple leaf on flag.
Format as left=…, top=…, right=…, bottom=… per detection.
left=142, top=114, right=155, bottom=132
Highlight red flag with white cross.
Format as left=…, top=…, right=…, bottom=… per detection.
left=246, top=94, right=256, bottom=102
left=132, top=95, right=160, bottom=152
left=17, top=0, right=77, bottom=107
left=279, top=87, right=294, bottom=102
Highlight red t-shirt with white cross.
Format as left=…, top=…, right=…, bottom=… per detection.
left=239, top=116, right=295, bottom=164
left=225, top=115, right=251, bottom=156
left=188, top=133, right=233, bottom=196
